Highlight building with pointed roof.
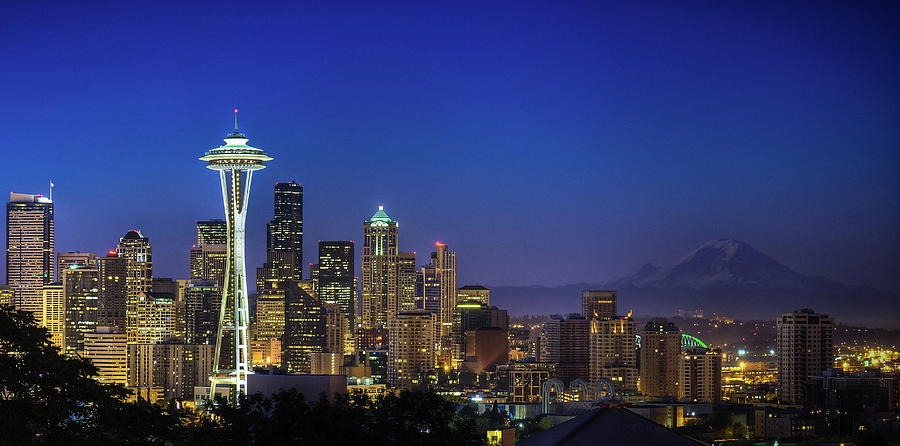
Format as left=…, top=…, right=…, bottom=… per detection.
left=361, top=205, right=398, bottom=330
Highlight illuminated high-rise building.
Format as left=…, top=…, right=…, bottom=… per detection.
left=777, top=309, right=834, bottom=404
left=582, top=290, right=616, bottom=320
left=317, top=241, right=355, bottom=327
left=257, top=182, right=303, bottom=289
left=252, top=285, right=285, bottom=367
left=458, top=285, right=490, bottom=306
left=57, top=252, right=96, bottom=280
left=97, top=251, right=127, bottom=330
left=41, top=283, right=65, bottom=349
left=128, top=342, right=215, bottom=400
left=679, top=347, right=722, bottom=403
left=397, top=252, right=417, bottom=312
left=0, top=285, right=13, bottom=307
left=130, top=292, right=178, bottom=344
left=639, top=318, right=682, bottom=398
left=116, top=230, right=152, bottom=342
left=83, top=327, right=127, bottom=385
left=6, top=192, right=54, bottom=319
left=196, top=219, right=227, bottom=245
left=388, top=311, right=436, bottom=390
left=183, top=279, right=220, bottom=345
left=200, top=117, right=272, bottom=399
left=62, top=264, right=99, bottom=355
left=282, top=281, right=325, bottom=373
left=430, top=243, right=457, bottom=351
left=418, top=264, right=440, bottom=313
left=361, top=206, right=398, bottom=329
left=589, top=316, right=637, bottom=392
left=324, top=302, right=349, bottom=354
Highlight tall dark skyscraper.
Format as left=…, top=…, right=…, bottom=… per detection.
left=97, top=250, right=127, bottom=330
left=195, top=219, right=227, bottom=245
left=258, top=182, right=303, bottom=286
left=282, top=281, right=325, bottom=373
left=317, top=241, right=355, bottom=328
left=6, top=192, right=54, bottom=319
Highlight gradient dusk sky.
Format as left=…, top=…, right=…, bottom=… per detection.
left=1, top=1, right=898, bottom=292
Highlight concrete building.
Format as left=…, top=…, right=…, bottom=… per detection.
left=777, top=309, right=834, bottom=404
left=6, top=192, right=54, bottom=319
left=640, top=318, right=682, bottom=399
left=128, top=342, right=214, bottom=400
left=589, top=316, right=638, bottom=392
left=130, top=292, right=178, bottom=344
left=41, top=283, right=65, bottom=350
left=388, top=311, right=435, bottom=389
left=679, top=347, right=722, bottom=403
left=82, top=327, right=127, bottom=385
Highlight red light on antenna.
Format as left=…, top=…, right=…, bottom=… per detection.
left=234, top=108, right=239, bottom=113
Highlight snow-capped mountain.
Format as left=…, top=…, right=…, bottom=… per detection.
left=490, top=239, right=899, bottom=327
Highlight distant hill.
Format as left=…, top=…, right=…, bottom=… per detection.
left=489, top=239, right=900, bottom=328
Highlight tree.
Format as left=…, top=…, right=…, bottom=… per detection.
left=0, top=306, right=184, bottom=444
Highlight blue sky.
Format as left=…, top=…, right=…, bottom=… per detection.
left=1, top=1, right=898, bottom=291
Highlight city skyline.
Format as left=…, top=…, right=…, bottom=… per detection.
left=2, top=2, right=898, bottom=297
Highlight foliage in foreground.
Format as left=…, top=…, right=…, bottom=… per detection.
left=0, top=306, right=508, bottom=445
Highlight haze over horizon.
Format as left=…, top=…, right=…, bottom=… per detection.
left=2, top=2, right=898, bottom=298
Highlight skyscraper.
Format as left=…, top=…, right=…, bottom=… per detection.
left=540, top=314, right=590, bottom=385
left=41, top=283, right=65, bottom=349
left=282, top=281, right=325, bottom=373
left=62, top=264, right=99, bottom=355
left=317, top=241, right=355, bottom=328
left=257, top=182, right=303, bottom=288
left=97, top=251, right=127, bottom=330
left=639, top=318, right=682, bottom=398
left=196, top=219, right=227, bottom=245
left=418, top=264, right=440, bottom=313
left=361, top=206, right=398, bottom=329
left=679, top=347, right=722, bottom=403
left=388, top=311, right=436, bottom=390
left=130, top=292, right=178, bottom=344
left=6, top=192, right=54, bottom=319
left=582, top=290, right=616, bottom=320
left=397, top=252, right=417, bottom=312
left=200, top=119, right=272, bottom=398
left=431, top=242, right=457, bottom=353
left=777, top=309, right=834, bottom=404
left=116, top=230, right=152, bottom=342
left=589, top=315, right=638, bottom=392
left=183, top=279, right=220, bottom=345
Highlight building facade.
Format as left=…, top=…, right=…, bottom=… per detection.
left=82, top=327, right=127, bottom=385
left=361, top=206, right=398, bottom=329
left=317, top=241, right=355, bottom=328
left=589, top=315, right=638, bottom=392
left=6, top=192, right=54, bottom=319
left=388, top=311, right=436, bottom=390
left=282, top=281, right=325, bottom=373
left=116, top=230, right=152, bottom=342
left=679, top=347, right=723, bottom=403
left=458, top=285, right=490, bottom=306
left=777, top=309, right=834, bottom=404
left=97, top=251, right=127, bottom=330
left=639, top=318, right=682, bottom=399
left=62, top=265, right=99, bottom=355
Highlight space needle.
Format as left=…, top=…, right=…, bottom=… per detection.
left=201, top=110, right=272, bottom=400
